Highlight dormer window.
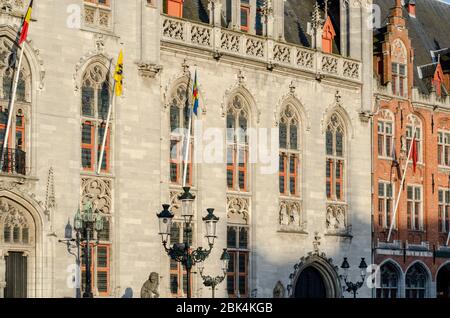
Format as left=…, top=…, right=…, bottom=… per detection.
left=392, top=62, right=407, bottom=97
left=164, top=0, right=184, bottom=18
left=240, top=1, right=250, bottom=32
left=391, top=39, right=408, bottom=97
left=322, top=16, right=336, bottom=54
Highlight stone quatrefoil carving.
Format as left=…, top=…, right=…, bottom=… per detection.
left=191, top=25, right=211, bottom=47
left=81, top=178, right=112, bottom=215
left=163, top=19, right=185, bottom=41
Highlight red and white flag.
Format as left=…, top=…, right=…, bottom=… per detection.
left=411, top=134, right=418, bottom=173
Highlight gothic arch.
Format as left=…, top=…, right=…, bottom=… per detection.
left=405, top=260, right=432, bottom=297
left=274, top=94, right=311, bottom=131
left=222, top=85, right=260, bottom=125
left=288, top=253, right=342, bottom=298
left=391, top=39, right=407, bottom=64
left=0, top=25, right=45, bottom=90
left=0, top=185, right=48, bottom=298
left=163, top=72, right=207, bottom=115
left=436, top=260, right=450, bottom=281
left=74, top=52, right=115, bottom=92
left=378, top=259, right=405, bottom=297
left=321, top=92, right=354, bottom=139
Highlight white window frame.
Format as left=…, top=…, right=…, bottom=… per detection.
left=378, top=181, right=395, bottom=229
left=438, top=189, right=450, bottom=233
left=406, top=185, right=423, bottom=231
left=378, top=120, right=394, bottom=159
left=438, top=131, right=450, bottom=167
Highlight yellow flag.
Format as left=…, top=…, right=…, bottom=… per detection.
left=114, top=50, right=123, bottom=96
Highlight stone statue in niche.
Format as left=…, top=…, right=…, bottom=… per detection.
left=273, top=281, right=285, bottom=298
left=326, top=204, right=346, bottom=231
left=279, top=203, right=289, bottom=226
left=140, top=272, right=159, bottom=298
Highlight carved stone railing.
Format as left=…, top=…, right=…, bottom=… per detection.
left=161, top=15, right=361, bottom=83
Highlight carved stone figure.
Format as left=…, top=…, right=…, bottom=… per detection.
left=140, top=272, right=159, bottom=298
left=273, top=281, right=285, bottom=298
left=279, top=203, right=289, bottom=226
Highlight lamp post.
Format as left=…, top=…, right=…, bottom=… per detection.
left=156, top=187, right=219, bottom=298
left=59, top=202, right=104, bottom=298
left=198, top=248, right=230, bottom=298
left=339, top=257, right=368, bottom=298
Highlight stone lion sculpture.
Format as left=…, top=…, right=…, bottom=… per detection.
left=140, top=272, right=159, bottom=298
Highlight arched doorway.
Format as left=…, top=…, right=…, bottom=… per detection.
left=437, top=263, right=450, bottom=299
left=288, top=254, right=342, bottom=298
left=294, top=266, right=326, bottom=298
left=0, top=197, right=36, bottom=298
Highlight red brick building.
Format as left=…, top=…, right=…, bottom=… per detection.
left=372, top=0, right=450, bottom=298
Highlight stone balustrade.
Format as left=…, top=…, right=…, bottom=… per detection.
left=161, top=15, right=361, bottom=83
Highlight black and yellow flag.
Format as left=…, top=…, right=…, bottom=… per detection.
left=114, top=50, right=123, bottom=96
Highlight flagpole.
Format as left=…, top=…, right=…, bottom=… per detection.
left=97, top=81, right=116, bottom=175
left=1, top=44, right=25, bottom=169
left=387, top=126, right=416, bottom=242
left=182, top=98, right=193, bottom=187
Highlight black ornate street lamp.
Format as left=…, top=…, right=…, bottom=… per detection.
left=60, top=202, right=104, bottom=298
left=198, top=248, right=230, bottom=298
left=339, top=257, right=368, bottom=298
left=157, top=187, right=219, bottom=298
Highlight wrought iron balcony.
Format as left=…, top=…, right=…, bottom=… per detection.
left=0, top=148, right=26, bottom=175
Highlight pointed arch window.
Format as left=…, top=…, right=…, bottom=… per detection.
left=406, top=115, right=422, bottom=163
left=376, top=263, right=399, bottom=298
left=81, top=63, right=112, bottom=173
left=169, top=83, right=193, bottom=186
left=377, top=110, right=394, bottom=158
left=227, top=95, right=249, bottom=192
left=83, top=0, right=112, bottom=30
left=405, top=263, right=427, bottom=298
left=279, top=105, right=300, bottom=196
left=0, top=38, right=30, bottom=176
left=391, top=39, right=408, bottom=97
left=325, top=114, right=345, bottom=201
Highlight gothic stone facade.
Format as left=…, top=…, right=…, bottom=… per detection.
left=0, top=0, right=374, bottom=298
left=372, top=0, right=450, bottom=299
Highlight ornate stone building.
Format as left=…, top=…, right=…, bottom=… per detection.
left=0, top=0, right=374, bottom=298
left=372, top=0, right=450, bottom=298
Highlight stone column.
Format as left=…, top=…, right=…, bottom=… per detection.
left=272, top=0, right=284, bottom=40
left=0, top=250, right=6, bottom=298
left=209, top=0, right=223, bottom=27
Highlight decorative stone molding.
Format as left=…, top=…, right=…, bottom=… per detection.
left=227, top=195, right=249, bottom=225
left=273, top=281, right=285, bottom=298
left=278, top=200, right=305, bottom=232
left=221, top=70, right=261, bottom=123
left=286, top=247, right=341, bottom=298
left=74, top=51, right=113, bottom=92
left=0, top=0, right=26, bottom=16
left=81, top=177, right=112, bottom=215
left=45, top=167, right=55, bottom=212
left=160, top=16, right=362, bottom=83
left=137, top=62, right=162, bottom=78
left=0, top=197, right=35, bottom=245
left=274, top=83, right=311, bottom=131
left=325, top=203, right=351, bottom=236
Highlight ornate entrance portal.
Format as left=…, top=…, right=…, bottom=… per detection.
left=294, top=266, right=327, bottom=298
left=0, top=196, right=36, bottom=298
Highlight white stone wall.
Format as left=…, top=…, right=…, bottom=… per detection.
left=0, top=0, right=372, bottom=298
